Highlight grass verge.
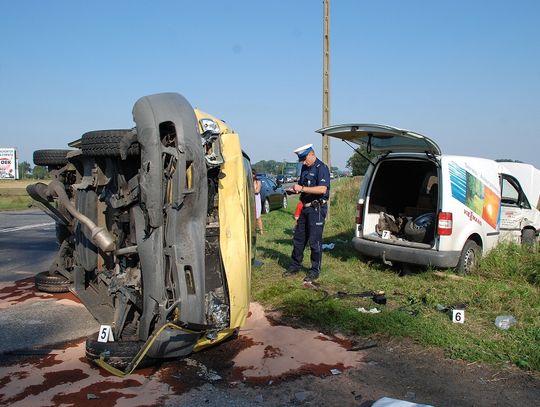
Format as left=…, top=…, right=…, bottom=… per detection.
left=0, top=180, right=37, bottom=211
left=253, top=177, right=540, bottom=371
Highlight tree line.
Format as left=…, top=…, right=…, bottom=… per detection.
left=252, top=147, right=377, bottom=177
left=17, top=161, right=49, bottom=179
left=16, top=148, right=376, bottom=180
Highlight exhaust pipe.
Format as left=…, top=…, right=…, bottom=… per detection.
left=28, top=181, right=115, bottom=252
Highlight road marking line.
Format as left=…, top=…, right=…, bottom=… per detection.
left=0, top=222, right=55, bottom=234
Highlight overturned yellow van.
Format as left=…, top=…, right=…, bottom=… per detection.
left=28, top=93, right=254, bottom=375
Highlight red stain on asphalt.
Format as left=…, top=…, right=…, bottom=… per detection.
left=0, top=276, right=81, bottom=310
left=230, top=303, right=362, bottom=381
left=0, top=302, right=366, bottom=405
left=263, top=345, right=283, bottom=359
left=6, top=369, right=89, bottom=404
left=52, top=379, right=140, bottom=406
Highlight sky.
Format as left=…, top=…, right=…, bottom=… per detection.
left=1, top=0, right=539, bottom=170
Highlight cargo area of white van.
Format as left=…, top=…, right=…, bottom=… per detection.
left=362, top=157, right=439, bottom=247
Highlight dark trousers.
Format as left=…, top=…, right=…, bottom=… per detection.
left=290, top=206, right=327, bottom=275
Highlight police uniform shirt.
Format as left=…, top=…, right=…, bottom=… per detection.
left=299, top=158, right=330, bottom=204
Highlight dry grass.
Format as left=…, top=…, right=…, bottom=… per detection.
left=0, top=179, right=44, bottom=210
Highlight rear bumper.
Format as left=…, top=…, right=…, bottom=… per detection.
left=352, top=236, right=460, bottom=268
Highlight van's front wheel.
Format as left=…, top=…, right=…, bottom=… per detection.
left=457, top=240, right=481, bottom=274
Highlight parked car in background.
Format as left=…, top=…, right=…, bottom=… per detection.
left=257, top=174, right=288, bottom=213
left=275, top=174, right=286, bottom=184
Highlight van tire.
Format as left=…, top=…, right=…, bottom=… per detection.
left=86, top=333, right=153, bottom=370
left=456, top=240, right=481, bottom=274
left=81, top=130, right=139, bottom=157
left=521, top=229, right=536, bottom=249
left=33, top=149, right=71, bottom=167
left=403, top=213, right=435, bottom=243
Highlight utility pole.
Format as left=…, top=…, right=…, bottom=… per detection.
left=322, top=0, right=331, bottom=217
left=322, top=0, right=331, bottom=167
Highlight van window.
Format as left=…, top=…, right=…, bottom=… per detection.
left=501, top=175, right=531, bottom=209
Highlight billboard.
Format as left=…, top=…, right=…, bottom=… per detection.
left=0, top=148, right=17, bottom=179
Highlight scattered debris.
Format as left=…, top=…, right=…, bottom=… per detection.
left=397, top=307, right=419, bottom=317
left=372, top=396, right=434, bottom=407
left=436, top=303, right=467, bottom=320
left=432, top=271, right=465, bottom=281
left=303, top=280, right=320, bottom=289
left=322, top=243, right=335, bottom=250
left=348, top=341, right=378, bottom=351
left=336, top=290, right=387, bottom=305
left=330, top=368, right=342, bottom=375
left=253, top=259, right=264, bottom=268
left=87, top=393, right=98, bottom=400
left=357, top=307, right=381, bottom=314
left=495, top=315, right=517, bottom=330
left=294, top=391, right=308, bottom=402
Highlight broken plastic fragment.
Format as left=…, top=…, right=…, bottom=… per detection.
left=495, top=315, right=517, bottom=330
left=357, top=307, right=381, bottom=314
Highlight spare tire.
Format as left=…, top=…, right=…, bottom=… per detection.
left=81, top=129, right=139, bottom=157
left=404, top=213, right=436, bottom=243
left=34, top=271, right=70, bottom=293
left=33, top=149, right=72, bottom=167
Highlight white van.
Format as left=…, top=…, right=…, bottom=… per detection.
left=319, top=124, right=540, bottom=273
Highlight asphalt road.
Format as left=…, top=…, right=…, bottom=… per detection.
left=0, top=209, right=99, bottom=354
left=0, top=209, right=57, bottom=282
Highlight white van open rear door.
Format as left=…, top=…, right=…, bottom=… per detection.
left=316, top=124, right=441, bottom=155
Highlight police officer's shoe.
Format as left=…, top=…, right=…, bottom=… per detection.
left=303, top=272, right=319, bottom=283
left=283, top=266, right=300, bottom=277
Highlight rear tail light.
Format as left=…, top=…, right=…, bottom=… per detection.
left=355, top=202, right=364, bottom=225
left=437, top=212, right=453, bottom=236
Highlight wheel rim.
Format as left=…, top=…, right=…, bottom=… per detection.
left=463, top=248, right=477, bottom=273
left=264, top=199, right=270, bottom=213
left=282, top=196, right=287, bottom=208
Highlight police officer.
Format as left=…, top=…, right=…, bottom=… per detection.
left=284, top=144, right=330, bottom=282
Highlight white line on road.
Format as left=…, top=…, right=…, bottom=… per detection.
left=0, top=222, right=55, bottom=234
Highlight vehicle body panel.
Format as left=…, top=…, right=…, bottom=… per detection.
left=318, top=123, right=441, bottom=155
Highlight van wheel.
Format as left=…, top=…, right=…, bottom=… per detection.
left=456, top=240, right=481, bottom=274
left=263, top=198, right=270, bottom=214
left=521, top=229, right=536, bottom=249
